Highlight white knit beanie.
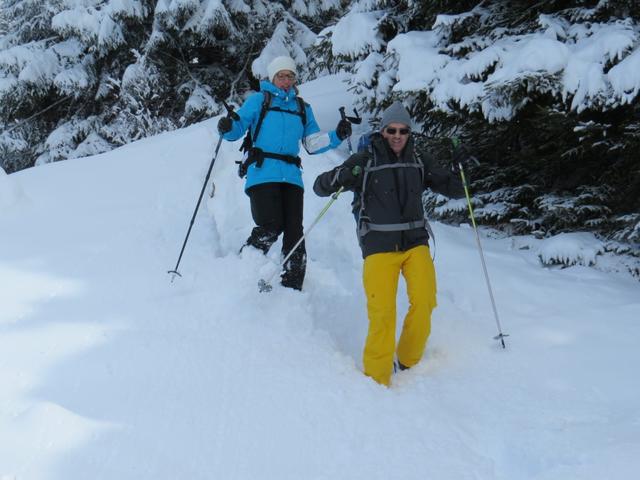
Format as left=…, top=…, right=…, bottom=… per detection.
left=380, top=101, right=412, bottom=130
left=267, top=56, right=297, bottom=82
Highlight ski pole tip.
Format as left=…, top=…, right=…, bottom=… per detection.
left=258, top=279, right=273, bottom=293
left=168, top=270, right=182, bottom=283
left=493, top=333, right=509, bottom=349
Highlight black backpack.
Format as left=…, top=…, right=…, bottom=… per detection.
left=236, top=91, right=307, bottom=178
left=352, top=132, right=435, bottom=252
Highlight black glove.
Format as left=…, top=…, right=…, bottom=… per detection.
left=336, top=119, right=352, bottom=141
left=335, top=166, right=360, bottom=188
left=451, top=142, right=473, bottom=166
left=217, top=116, right=233, bottom=134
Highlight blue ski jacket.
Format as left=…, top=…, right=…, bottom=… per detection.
left=222, top=80, right=343, bottom=192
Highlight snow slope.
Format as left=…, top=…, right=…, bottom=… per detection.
left=1, top=75, right=639, bottom=479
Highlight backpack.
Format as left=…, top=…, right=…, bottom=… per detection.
left=356, top=130, right=374, bottom=155
left=350, top=131, right=375, bottom=222
left=353, top=131, right=436, bottom=252
left=236, top=91, right=307, bottom=178
left=349, top=131, right=374, bottom=219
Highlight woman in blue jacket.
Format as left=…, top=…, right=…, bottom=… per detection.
left=218, top=56, right=351, bottom=290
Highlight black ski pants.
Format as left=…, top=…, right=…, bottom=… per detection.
left=245, top=182, right=306, bottom=290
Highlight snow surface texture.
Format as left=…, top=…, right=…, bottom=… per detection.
left=1, top=75, right=639, bottom=479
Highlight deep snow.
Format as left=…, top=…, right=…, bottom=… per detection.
left=1, top=75, right=639, bottom=479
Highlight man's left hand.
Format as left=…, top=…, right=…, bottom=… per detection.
left=452, top=145, right=470, bottom=166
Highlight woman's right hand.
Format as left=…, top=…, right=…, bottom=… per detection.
left=336, top=119, right=352, bottom=140
left=217, top=117, right=233, bottom=134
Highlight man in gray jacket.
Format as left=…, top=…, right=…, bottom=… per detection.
left=313, top=101, right=463, bottom=386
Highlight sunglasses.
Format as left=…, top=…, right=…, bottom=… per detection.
left=385, top=127, right=410, bottom=135
left=275, top=72, right=296, bottom=81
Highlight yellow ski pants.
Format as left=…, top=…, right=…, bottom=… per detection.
left=362, top=245, right=437, bottom=386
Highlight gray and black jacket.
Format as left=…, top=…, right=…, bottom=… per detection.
left=313, top=133, right=464, bottom=258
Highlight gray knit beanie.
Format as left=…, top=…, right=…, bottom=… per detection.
left=380, top=101, right=412, bottom=131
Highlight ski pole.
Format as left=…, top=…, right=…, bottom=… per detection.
left=258, top=166, right=361, bottom=292
left=453, top=139, right=509, bottom=348
left=168, top=101, right=239, bottom=282
left=339, top=106, right=361, bottom=155
left=209, top=100, right=237, bottom=198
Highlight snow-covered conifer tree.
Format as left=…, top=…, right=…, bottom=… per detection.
left=317, top=0, right=639, bottom=250
left=0, top=0, right=343, bottom=173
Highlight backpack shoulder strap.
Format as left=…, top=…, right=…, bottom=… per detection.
left=296, top=96, right=307, bottom=128
left=249, top=92, right=306, bottom=149
left=413, top=146, right=426, bottom=183
left=356, top=151, right=376, bottom=229
left=252, top=91, right=272, bottom=143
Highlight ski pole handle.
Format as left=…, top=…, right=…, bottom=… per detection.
left=339, top=107, right=354, bottom=155
left=450, top=137, right=480, bottom=170
left=222, top=100, right=240, bottom=121
left=340, top=106, right=362, bottom=124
